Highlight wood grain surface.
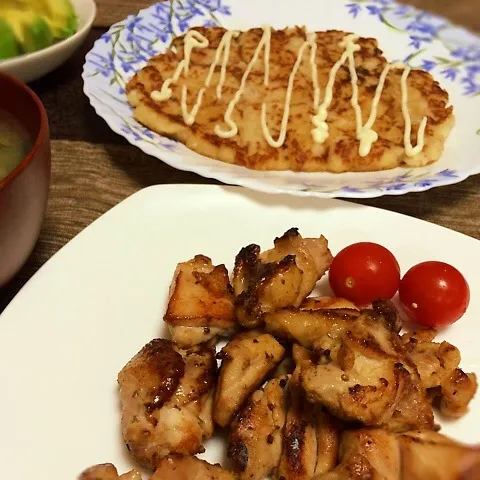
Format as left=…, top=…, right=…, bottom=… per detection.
left=93, top=0, right=480, bottom=31
left=0, top=0, right=479, bottom=311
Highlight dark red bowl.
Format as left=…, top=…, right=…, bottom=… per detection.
left=0, top=72, right=51, bottom=287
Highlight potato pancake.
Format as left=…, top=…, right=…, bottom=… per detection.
left=126, top=26, right=454, bottom=172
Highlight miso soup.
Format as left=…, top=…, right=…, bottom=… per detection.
left=0, top=109, right=32, bottom=181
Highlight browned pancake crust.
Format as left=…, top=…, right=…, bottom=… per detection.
left=126, top=26, right=454, bottom=173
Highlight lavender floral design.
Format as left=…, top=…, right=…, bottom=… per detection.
left=345, top=0, right=480, bottom=96
left=86, top=0, right=231, bottom=92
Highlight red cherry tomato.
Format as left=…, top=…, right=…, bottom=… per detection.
left=399, top=261, right=470, bottom=327
left=328, top=242, right=401, bottom=306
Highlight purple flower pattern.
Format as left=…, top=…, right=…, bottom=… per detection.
left=86, top=0, right=231, bottom=90
left=345, top=0, right=480, bottom=97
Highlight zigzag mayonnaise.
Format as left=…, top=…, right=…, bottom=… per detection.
left=150, top=26, right=427, bottom=157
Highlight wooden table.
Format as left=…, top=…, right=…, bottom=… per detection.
left=0, top=0, right=479, bottom=311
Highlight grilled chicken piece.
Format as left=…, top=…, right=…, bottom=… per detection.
left=291, top=344, right=341, bottom=477
left=214, top=330, right=285, bottom=427
left=315, top=429, right=480, bottom=480
left=296, top=308, right=434, bottom=429
left=164, top=255, right=237, bottom=347
left=402, top=329, right=460, bottom=389
left=439, top=368, right=477, bottom=418
left=402, top=329, right=478, bottom=418
left=258, top=229, right=333, bottom=302
left=278, top=384, right=318, bottom=480
left=78, top=464, right=141, bottom=480
left=301, top=296, right=359, bottom=311
left=384, top=364, right=435, bottom=433
left=151, top=455, right=237, bottom=480
left=266, top=299, right=397, bottom=349
left=233, top=229, right=333, bottom=328
left=118, top=339, right=216, bottom=470
left=398, top=430, right=480, bottom=479
left=314, top=428, right=401, bottom=480
left=228, top=375, right=289, bottom=480
left=265, top=308, right=361, bottom=349
left=314, top=409, right=341, bottom=476
left=371, top=299, right=403, bottom=335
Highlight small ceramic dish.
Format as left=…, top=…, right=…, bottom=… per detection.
left=0, top=72, right=51, bottom=287
left=0, top=0, right=96, bottom=83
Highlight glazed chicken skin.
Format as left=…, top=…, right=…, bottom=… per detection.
left=279, top=302, right=434, bottom=430
left=277, top=371, right=340, bottom=480
left=118, top=339, right=216, bottom=470
left=164, top=255, right=237, bottom=347
left=278, top=385, right=319, bottom=480
left=228, top=375, right=289, bottom=480
left=151, top=454, right=237, bottom=480
left=233, top=228, right=333, bottom=328
left=265, top=307, right=361, bottom=349
left=214, top=330, right=285, bottom=427
left=228, top=347, right=340, bottom=480
left=78, top=464, right=141, bottom=480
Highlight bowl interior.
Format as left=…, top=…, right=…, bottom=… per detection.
left=0, top=73, right=48, bottom=189
left=0, top=0, right=97, bottom=68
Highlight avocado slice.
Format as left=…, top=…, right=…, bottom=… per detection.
left=0, top=18, right=20, bottom=60
left=35, top=0, right=78, bottom=41
left=3, top=9, right=54, bottom=54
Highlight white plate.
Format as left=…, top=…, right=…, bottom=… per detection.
left=0, top=185, right=478, bottom=479
left=0, top=0, right=96, bottom=83
left=82, top=0, right=480, bottom=198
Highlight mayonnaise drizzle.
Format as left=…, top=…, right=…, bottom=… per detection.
left=181, top=29, right=239, bottom=125
left=311, top=34, right=427, bottom=157
left=357, top=61, right=405, bottom=156
left=311, top=34, right=360, bottom=145
left=261, top=32, right=318, bottom=147
left=151, top=30, right=209, bottom=103
left=150, top=26, right=429, bottom=158
left=401, top=67, right=428, bottom=157
left=215, top=24, right=272, bottom=139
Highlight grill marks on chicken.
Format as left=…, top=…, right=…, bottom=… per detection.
left=228, top=372, right=341, bottom=480
left=118, top=339, right=216, bottom=470
left=278, top=385, right=321, bottom=480
left=214, top=330, right=286, bottom=427
left=164, top=255, right=237, bottom=347
left=228, top=375, right=289, bottom=480
left=233, top=228, right=333, bottom=328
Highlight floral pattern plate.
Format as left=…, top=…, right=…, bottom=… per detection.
left=82, top=0, right=480, bottom=198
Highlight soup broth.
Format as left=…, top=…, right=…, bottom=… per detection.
left=0, top=109, right=32, bottom=181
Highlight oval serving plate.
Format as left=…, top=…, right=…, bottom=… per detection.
left=82, top=0, right=480, bottom=198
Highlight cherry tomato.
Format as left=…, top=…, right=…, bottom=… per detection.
left=328, top=242, right=401, bottom=306
left=399, top=261, right=470, bottom=327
